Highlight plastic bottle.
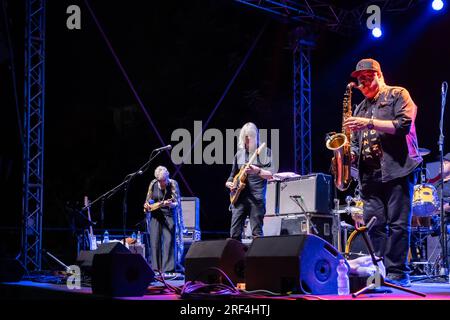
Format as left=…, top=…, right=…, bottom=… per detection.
left=137, top=231, right=142, bottom=245
left=337, top=259, right=350, bottom=295
left=131, top=232, right=137, bottom=242
left=103, top=230, right=109, bottom=243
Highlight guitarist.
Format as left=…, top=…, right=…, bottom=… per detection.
left=143, top=166, right=180, bottom=276
left=225, top=122, right=275, bottom=242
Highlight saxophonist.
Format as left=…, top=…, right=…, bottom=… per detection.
left=343, top=58, right=422, bottom=287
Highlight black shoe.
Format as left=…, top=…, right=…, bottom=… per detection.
left=365, top=287, right=393, bottom=294
left=385, top=273, right=411, bottom=287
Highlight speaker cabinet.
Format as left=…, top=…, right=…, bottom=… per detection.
left=90, top=243, right=154, bottom=297
left=181, top=197, right=201, bottom=240
left=265, top=181, right=278, bottom=215
left=0, top=258, right=25, bottom=282
left=263, top=213, right=334, bottom=244
left=278, top=173, right=332, bottom=214
left=245, top=234, right=343, bottom=294
left=76, top=242, right=129, bottom=272
left=184, top=239, right=247, bottom=285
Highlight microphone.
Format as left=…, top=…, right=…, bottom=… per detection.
left=154, top=145, right=172, bottom=152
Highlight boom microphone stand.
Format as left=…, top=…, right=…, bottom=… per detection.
left=437, top=81, right=449, bottom=278
left=81, top=146, right=170, bottom=239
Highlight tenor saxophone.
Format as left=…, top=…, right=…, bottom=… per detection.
left=326, top=82, right=356, bottom=191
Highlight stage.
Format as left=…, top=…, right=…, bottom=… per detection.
left=2, top=277, right=450, bottom=301
left=3, top=4, right=450, bottom=318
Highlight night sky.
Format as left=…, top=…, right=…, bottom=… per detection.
left=1, top=0, right=450, bottom=262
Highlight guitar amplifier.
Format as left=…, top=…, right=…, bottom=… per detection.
left=278, top=173, right=332, bottom=214
left=181, top=197, right=201, bottom=241
left=265, top=180, right=278, bottom=215
left=263, top=213, right=334, bottom=244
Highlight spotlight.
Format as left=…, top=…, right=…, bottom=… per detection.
left=432, top=0, right=444, bottom=11
left=372, top=27, right=382, bottom=38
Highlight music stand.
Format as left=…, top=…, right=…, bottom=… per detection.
left=351, top=217, right=426, bottom=298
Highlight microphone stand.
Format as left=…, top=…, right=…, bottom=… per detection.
left=290, top=195, right=319, bottom=235
left=81, top=149, right=164, bottom=240
left=437, top=81, right=449, bottom=279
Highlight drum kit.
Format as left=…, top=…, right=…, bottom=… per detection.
left=412, top=148, right=442, bottom=233
left=342, top=147, right=450, bottom=265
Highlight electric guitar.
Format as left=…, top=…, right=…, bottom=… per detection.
left=229, top=143, right=266, bottom=205
left=84, top=196, right=97, bottom=250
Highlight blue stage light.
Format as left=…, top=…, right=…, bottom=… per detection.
left=432, top=0, right=444, bottom=11
left=372, top=27, right=382, bottom=38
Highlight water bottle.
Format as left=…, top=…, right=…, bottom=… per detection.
left=137, top=231, right=142, bottom=245
left=131, top=232, right=137, bottom=242
left=103, top=230, right=109, bottom=243
left=337, top=259, right=350, bottom=295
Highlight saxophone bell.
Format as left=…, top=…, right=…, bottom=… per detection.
left=325, top=83, right=355, bottom=191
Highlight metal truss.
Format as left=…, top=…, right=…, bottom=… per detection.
left=234, top=0, right=423, bottom=35
left=293, top=40, right=312, bottom=175
left=21, top=0, right=46, bottom=272
left=236, top=0, right=423, bottom=175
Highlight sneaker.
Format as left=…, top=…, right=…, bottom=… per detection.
left=162, top=272, right=177, bottom=278
left=385, top=273, right=411, bottom=287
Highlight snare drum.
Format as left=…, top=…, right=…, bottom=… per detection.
left=412, top=184, right=439, bottom=217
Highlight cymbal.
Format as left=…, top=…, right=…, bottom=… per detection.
left=418, top=147, right=431, bottom=156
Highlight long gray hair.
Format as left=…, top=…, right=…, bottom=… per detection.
left=238, top=122, right=259, bottom=150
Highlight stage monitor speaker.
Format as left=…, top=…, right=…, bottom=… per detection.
left=0, top=258, right=25, bottom=282
left=91, top=251, right=154, bottom=297
left=184, top=238, right=247, bottom=285
left=278, top=173, right=332, bottom=214
left=76, top=241, right=131, bottom=272
left=245, top=234, right=344, bottom=294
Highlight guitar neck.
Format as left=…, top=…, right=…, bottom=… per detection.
left=246, top=142, right=266, bottom=167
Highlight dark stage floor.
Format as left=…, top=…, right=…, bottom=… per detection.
left=2, top=276, right=450, bottom=301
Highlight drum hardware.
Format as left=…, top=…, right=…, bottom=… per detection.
left=351, top=217, right=426, bottom=298
left=418, top=147, right=431, bottom=157
left=345, top=193, right=365, bottom=226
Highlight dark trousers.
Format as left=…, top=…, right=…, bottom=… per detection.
left=230, top=197, right=265, bottom=241
left=149, top=213, right=175, bottom=273
left=360, top=170, right=418, bottom=276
